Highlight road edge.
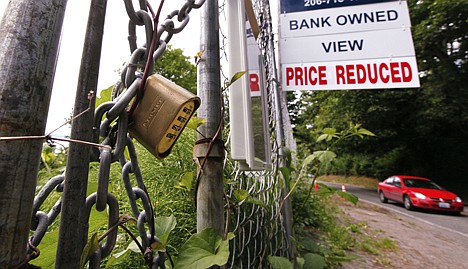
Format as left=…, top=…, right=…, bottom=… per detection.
left=357, top=198, right=468, bottom=239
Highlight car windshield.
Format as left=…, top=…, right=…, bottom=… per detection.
left=403, top=178, right=442, bottom=190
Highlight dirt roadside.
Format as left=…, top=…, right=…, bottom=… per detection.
left=337, top=199, right=468, bottom=269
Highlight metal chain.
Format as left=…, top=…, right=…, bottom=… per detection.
left=27, top=0, right=206, bottom=267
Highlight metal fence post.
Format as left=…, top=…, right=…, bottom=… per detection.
left=195, top=0, right=225, bottom=235
left=55, top=0, right=107, bottom=267
left=0, top=0, right=68, bottom=266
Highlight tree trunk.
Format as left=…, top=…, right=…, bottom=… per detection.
left=0, top=0, right=67, bottom=267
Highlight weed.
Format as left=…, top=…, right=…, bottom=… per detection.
left=375, top=238, right=397, bottom=250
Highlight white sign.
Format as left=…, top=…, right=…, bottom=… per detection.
left=279, top=0, right=420, bottom=90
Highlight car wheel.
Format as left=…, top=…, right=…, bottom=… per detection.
left=379, top=191, right=388, bottom=203
left=404, top=195, right=414, bottom=210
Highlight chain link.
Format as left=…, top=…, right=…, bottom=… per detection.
left=28, top=0, right=206, bottom=267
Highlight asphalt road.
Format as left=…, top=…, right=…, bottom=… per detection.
left=324, top=182, right=468, bottom=239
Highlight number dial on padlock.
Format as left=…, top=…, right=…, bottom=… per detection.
left=129, top=74, right=200, bottom=159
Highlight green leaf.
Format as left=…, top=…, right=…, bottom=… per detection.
left=186, top=117, right=206, bottom=130
left=316, top=128, right=339, bottom=143
left=316, top=134, right=329, bottom=143
left=226, top=232, right=236, bottom=241
left=357, top=128, right=376, bottom=137
left=230, top=71, right=247, bottom=85
left=174, top=228, right=233, bottom=269
left=105, top=249, right=132, bottom=269
left=327, top=254, right=359, bottom=262
left=282, top=146, right=293, bottom=169
left=299, top=239, right=322, bottom=253
left=279, top=167, right=291, bottom=186
left=155, top=215, right=177, bottom=247
left=303, top=253, right=326, bottom=269
left=296, top=257, right=305, bottom=269
left=301, top=154, right=318, bottom=168
left=337, top=191, right=359, bottom=205
left=233, top=189, right=250, bottom=203
left=312, top=150, right=336, bottom=164
left=95, top=85, right=113, bottom=108
left=244, top=197, right=267, bottom=208
left=126, top=237, right=143, bottom=253
left=267, top=255, right=293, bottom=269
left=176, top=172, right=195, bottom=191
left=322, top=128, right=337, bottom=135
left=80, top=232, right=100, bottom=269
left=318, top=186, right=335, bottom=196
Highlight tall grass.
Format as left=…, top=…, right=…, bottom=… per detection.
left=33, top=129, right=199, bottom=268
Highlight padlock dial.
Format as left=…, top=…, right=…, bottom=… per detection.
left=158, top=101, right=196, bottom=154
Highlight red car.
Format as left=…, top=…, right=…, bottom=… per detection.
left=378, top=175, right=464, bottom=214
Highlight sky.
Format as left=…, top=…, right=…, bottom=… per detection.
left=0, top=1, right=201, bottom=136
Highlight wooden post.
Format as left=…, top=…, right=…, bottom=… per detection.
left=0, top=0, right=68, bottom=267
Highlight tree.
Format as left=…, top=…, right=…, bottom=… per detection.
left=154, top=45, right=197, bottom=94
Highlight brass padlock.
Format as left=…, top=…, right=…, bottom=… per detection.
left=129, top=74, right=200, bottom=159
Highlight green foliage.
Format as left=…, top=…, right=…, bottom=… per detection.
left=106, top=131, right=198, bottom=267
left=175, top=171, right=195, bottom=191
left=155, top=215, right=178, bottom=248
left=104, top=215, right=177, bottom=267
left=38, top=143, right=67, bottom=180
left=292, top=186, right=359, bottom=267
left=303, top=253, right=326, bottom=269
left=154, top=46, right=197, bottom=94
left=29, top=229, right=59, bottom=268
left=224, top=71, right=247, bottom=90
left=31, top=202, right=109, bottom=268
left=174, top=228, right=234, bottom=269
left=282, top=125, right=377, bottom=268
left=105, top=249, right=132, bottom=268
left=337, top=192, right=358, bottom=205
left=95, top=85, right=113, bottom=107
left=33, top=122, right=199, bottom=269
left=233, top=189, right=250, bottom=203
left=185, top=117, right=206, bottom=130
left=81, top=233, right=100, bottom=269
left=268, top=255, right=294, bottom=269
left=359, top=237, right=397, bottom=256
